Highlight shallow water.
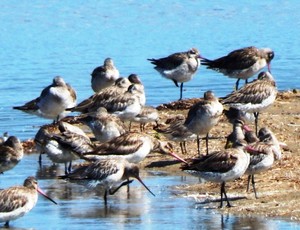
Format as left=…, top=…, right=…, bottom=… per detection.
left=0, top=1, right=300, bottom=229
left=1, top=154, right=300, bottom=229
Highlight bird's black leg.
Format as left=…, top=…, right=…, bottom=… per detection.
left=68, top=161, right=72, bottom=174
left=205, top=133, right=209, bottom=155
left=252, top=174, right=258, bottom=199
left=4, top=221, right=9, bottom=228
left=38, top=153, right=42, bottom=166
left=246, top=175, right=251, bottom=192
left=220, top=182, right=232, bottom=208
left=109, top=180, right=134, bottom=195
left=235, top=78, right=241, bottom=90
left=180, top=142, right=185, bottom=155
left=64, top=163, right=68, bottom=175
left=254, top=112, right=260, bottom=135
left=197, top=135, right=201, bottom=156
left=219, top=182, right=224, bottom=208
left=179, top=82, right=184, bottom=100
left=104, top=190, right=108, bottom=206
left=183, top=141, right=187, bottom=153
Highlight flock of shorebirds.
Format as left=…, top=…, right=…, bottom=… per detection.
left=0, top=45, right=285, bottom=227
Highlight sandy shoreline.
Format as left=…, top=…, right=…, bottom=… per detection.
left=23, top=89, right=300, bottom=221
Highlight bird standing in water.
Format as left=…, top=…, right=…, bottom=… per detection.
left=60, top=157, right=155, bottom=205
left=0, top=176, right=57, bottom=227
left=148, top=48, right=202, bottom=100
left=13, top=76, right=77, bottom=122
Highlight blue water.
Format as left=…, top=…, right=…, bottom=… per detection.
left=0, top=1, right=300, bottom=229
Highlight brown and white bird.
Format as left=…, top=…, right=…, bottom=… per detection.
left=184, top=91, right=223, bottom=155
left=223, top=107, right=255, bottom=126
left=245, top=127, right=282, bottom=198
left=154, top=115, right=197, bottom=155
left=181, top=141, right=250, bottom=208
left=59, top=157, right=154, bottom=205
left=148, top=48, right=202, bottom=100
left=222, top=71, right=277, bottom=134
left=70, top=74, right=143, bottom=114
left=13, top=76, right=77, bottom=121
left=202, top=46, right=274, bottom=89
left=0, top=136, right=23, bottom=174
left=35, top=121, right=94, bottom=174
left=225, top=119, right=251, bottom=149
left=91, top=58, right=120, bottom=93
left=78, top=107, right=127, bottom=142
left=129, top=106, right=159, bottom=132
left=80, top=132, right=187, bottom=164
left=0, top=176, right=57, bottom=227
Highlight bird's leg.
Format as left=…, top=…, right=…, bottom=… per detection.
left=172, top=79, right=179, bottom=87
left=183, top=141, right=187, bottom=154
left=109, top=180, right=134, bottom=195
left=205, top=133, right=209, bottom=155
left=197, top=135, right=201, bottom=156
left=38, top=153, right=42, bottom=166
left=235, top=78, right=241, bottom=90
left=104, top=190, right=108, bottom=206
left=68, top=161, right=72, bottom=174
left=64, top=163, right=68, bottom=175
left=4, top=221, right=9, bottom=228
left=126, top=178, right=130, bottom=194
left=180, top=142, right=185, bottom=155
left=246, top=175, right=251, bottom=192
left=252, top=174, right=258, bottom=199
left=245, top=79, right=248, bottom=84
left=220, top=182, right=232, bottom=208
left=254, top=112, right=260, bottom=136
left=219, top=182, right=224, bottom=208
left=179, top=82, right=184, bottom=101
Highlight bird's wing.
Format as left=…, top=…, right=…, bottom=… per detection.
left=0, top=187, right=28, bottom=212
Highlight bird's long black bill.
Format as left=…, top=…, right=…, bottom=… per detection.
left=37, top=187, right=58, bottom=205
left=136, top=177, right=155, bottom=197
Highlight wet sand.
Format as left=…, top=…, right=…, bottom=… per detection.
left=23, top=89, right=300, bottom=221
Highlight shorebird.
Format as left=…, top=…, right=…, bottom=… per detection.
left=78, top=107, right=127, bottom=142
left=225, top=119, right=251, bottom=149
left=148, top=48, right=202, bottom=100
left=245, top=127, right=282, bottom=198
left=59, top=157, right=155, bottom=205
left=181, top=141, right=250, bottom=208
left=35, top=121, right=93, bottom=174
left=184, top=91, right=223, bottom=155
left=80, top=132, right=187, bottom=164
left=222, top=71, right=277, bottom=135
left=202, top=46, right=275, bottom=89
left=154, top=114, right=197, bottom=155
left=223, top=107, right=255, bottom=125
left=129, top=106, right=159, bottom=132
left=91, top=58, right=120, bottom=93
left=0, top=176, right=57, bottom=227
left=69, top=74, right=141, bottom=114
left=70, top=84, right=143, bottom=121
left=13, top=76, right=77, bottom=121
left=0, top=136, right=24, bottom=174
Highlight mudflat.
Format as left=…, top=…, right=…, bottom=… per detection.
left=23, top=89, right=300, bottom=221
